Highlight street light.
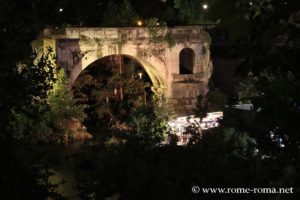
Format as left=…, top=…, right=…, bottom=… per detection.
left=59, top=8, right=63, bottom=12
left=202, top=4, right=208, bottom=10
left=138, top=72, right=143, bottom=79
left=137, top=20, right=143, bottom=26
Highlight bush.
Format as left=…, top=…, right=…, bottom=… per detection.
left=129, top=99, right=170, bottom=146
left=7, top=66, right=85, bottom=143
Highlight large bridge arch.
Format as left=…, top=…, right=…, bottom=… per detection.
left=41, top=26, right=212, bottom=114
left=72, top=53, right=167, bottom=96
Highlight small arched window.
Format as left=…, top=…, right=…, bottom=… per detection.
left=179, top=48, right=195, bottom=74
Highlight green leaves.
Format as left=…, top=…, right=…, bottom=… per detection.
left=6, top=59, right=86, bottom=143
left=102, top=0, right=137, bottom=27
left=22, top=48, right=57, bottom=105
left=210, top=0, right=299, bottom=73
left=173, top=0, right=182, bottom=8
left=173, top=0, right=208, bottom=24
left=223, top=128, right=255, bottom=158
left=47, top=68, right=85, bottom=132
left=129, top=100, right=170, bottom=146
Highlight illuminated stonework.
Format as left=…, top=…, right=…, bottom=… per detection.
left=41, top=26, right=212, bottom=114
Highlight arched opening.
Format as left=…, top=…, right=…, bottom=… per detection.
left=72, top=54, right=158, bottom=123
left=179, top=48, right=195, bottom=74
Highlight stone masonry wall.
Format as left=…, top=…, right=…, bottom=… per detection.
left=42, top=26, right=212, bottom=114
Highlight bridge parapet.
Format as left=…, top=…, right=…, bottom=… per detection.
left=43, top=26, right=210, bottom=44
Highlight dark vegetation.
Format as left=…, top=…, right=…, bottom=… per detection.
left=0, top=0, right=299, bottom=199
left=72, top=55, right=152, bottom=126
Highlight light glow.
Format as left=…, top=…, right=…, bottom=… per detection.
left=137, top=20, right=143, bottom=26
left=167, top=112, right=223, bottom=145
left=202, top=4, right=208, bottom=10
left=138, top=72, right=143, bottom=79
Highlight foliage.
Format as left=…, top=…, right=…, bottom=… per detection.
left=0, top=49, right=57, bottom=139
left=0, top=2, right=74, bottom=197
left=47, top=69, right=85, bottom=124
left=206, top=1, right=300, bottom=192
left=206, top=88, right=228, bottom=110
left=0, top=0, right=299, bottom=198
left=20, top=48, right=57, bottom=105
left=44, top=68, right=86, bottom=140
left=224, top=71, right=300, bottom=191
left=4, top=49, right=57, bottom=142
left=206, top=0, right=300, bottom=185
left=72, top=127, right=280, bottom=200
left=232, top=69, right=300, bottom=156
left=102, top=0, right=137, bottom=27
left=73, top=57, right=152, bottom=126
left=145, top=18, right=176, bottom=48
left=6, top=57, right=85, bottom=143
left=0, top=143, right=64, bottom=200
left=251, top=71, right=300, bottom=151
left=129, top=99, right=170, bottom=146
left=207, top=0, right=299, bottom=74
left=7, top=107, right=53, bottom=143
left=165, top=32, right=176, bottom=48
left=237, top=71, right=258, bottom=102
left=194, top=87, right=227, bottom=119
left=146, top=18, right=165, bottom=43
left=222, top=128, right=256, bottom=158
left=194, top=94, right=209, bottom=120
left=172, top=0, right=210, bottom=24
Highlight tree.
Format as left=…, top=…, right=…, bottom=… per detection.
left=73, top=127, right=262, bottom=200
left=102, top=0, right=137, bottom=27
left=173, top=0, right=208, bottom=24
left=250, top=71, right=300, bottom=153
left=206, top=0, right=300, bottom=192
left=46, top=68, right=85, bottom=138
left=4, top=49, right=57, bottom=142
left=6, top=61, right=85, bottom=143
left=206, top=0, right=299, bottom=75
left=72, top=56, right=153, bottom=128
left=129, top=99, right=170, bottom=146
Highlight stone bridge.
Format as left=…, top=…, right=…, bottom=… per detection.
left=41, top=26, right=212, bottom=114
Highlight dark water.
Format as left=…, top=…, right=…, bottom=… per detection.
left=48, top=141, right=84, bottom=199
left=11, top=141, right=88, bottom=199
